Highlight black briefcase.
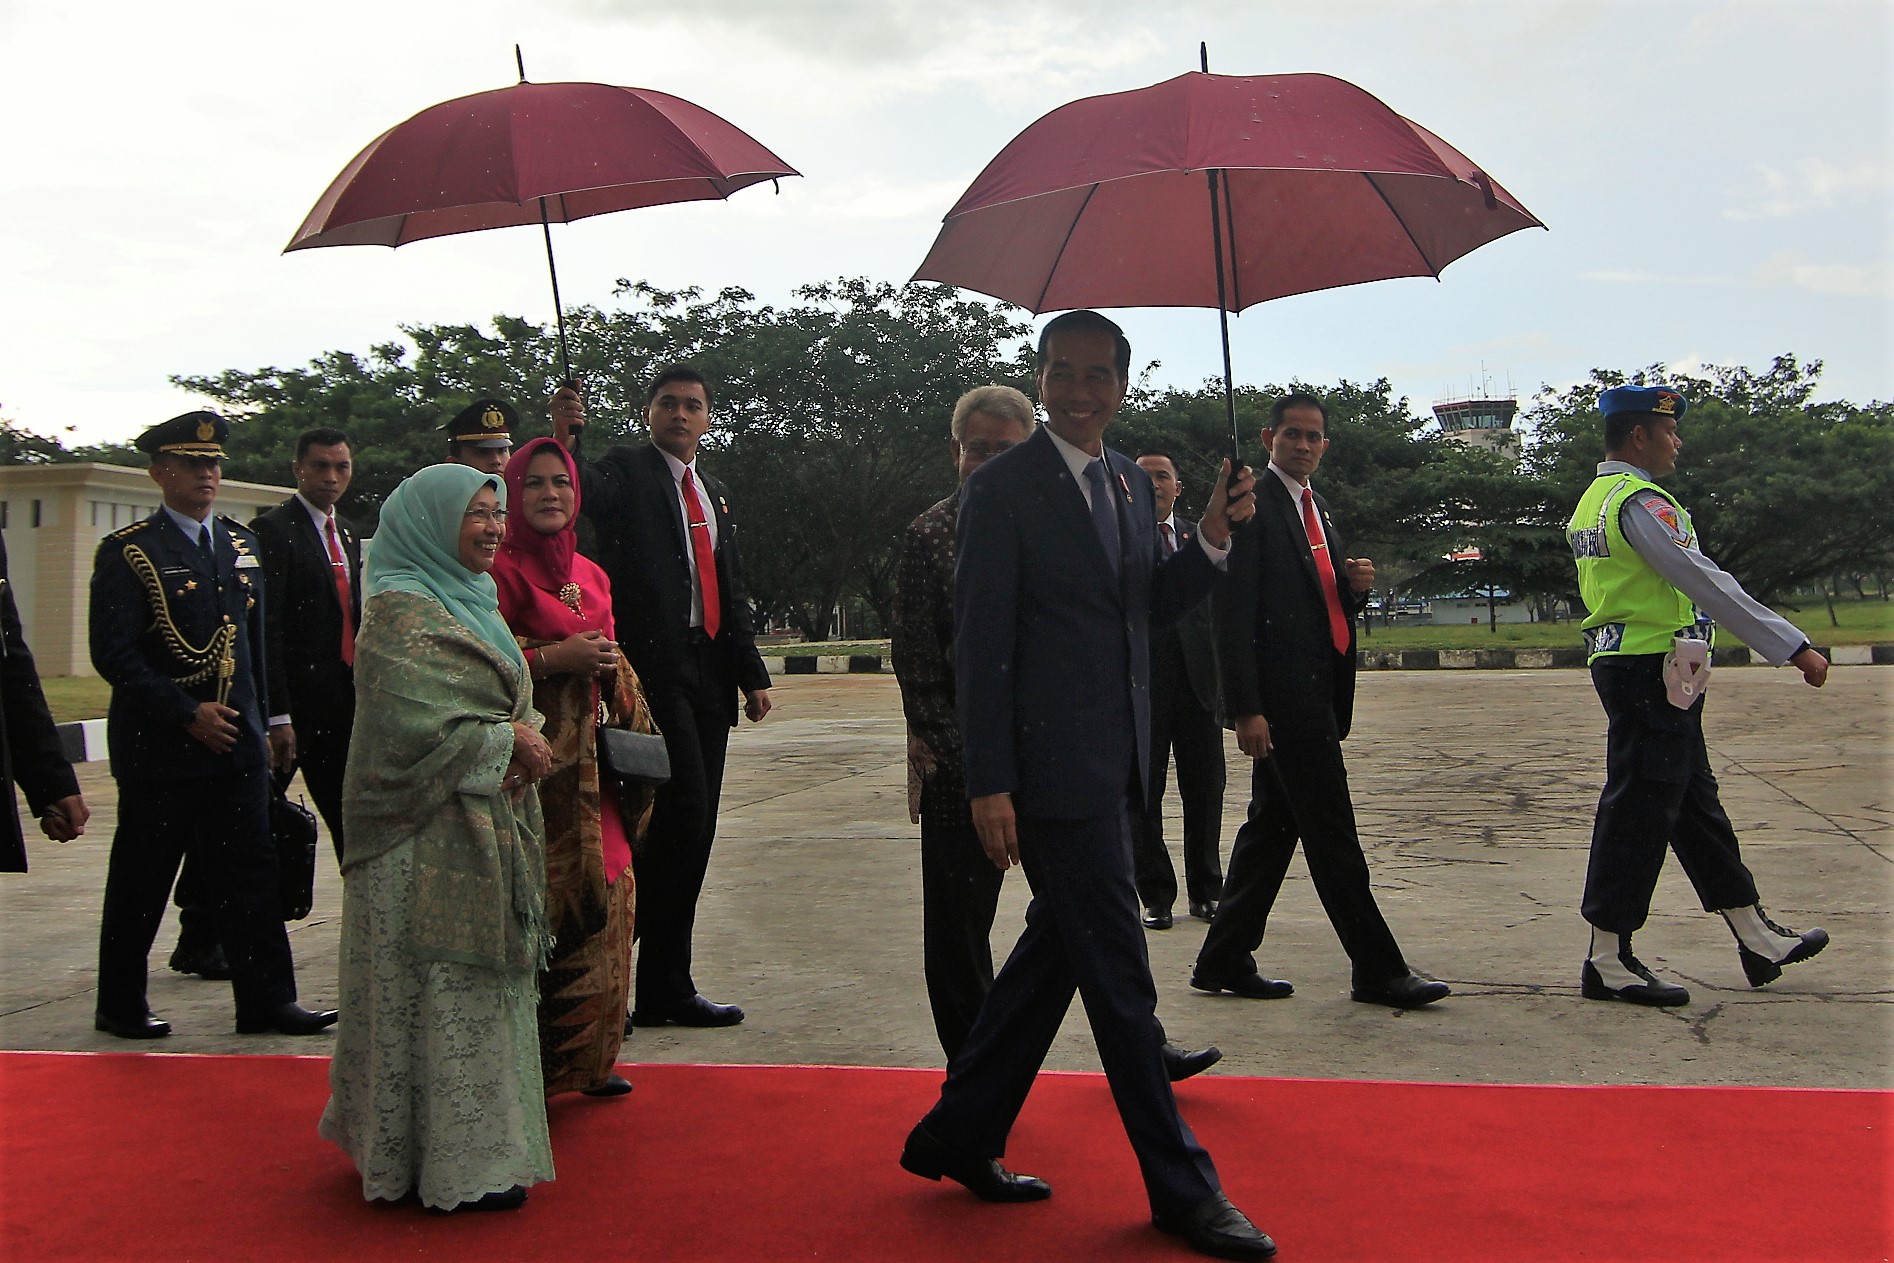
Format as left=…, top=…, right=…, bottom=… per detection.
left=271, top=787, right=319, bottom=922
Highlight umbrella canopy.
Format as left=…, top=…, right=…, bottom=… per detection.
left=913, top=71, right=1542, bottom=315
left=286, top=80, right=798, bottom=251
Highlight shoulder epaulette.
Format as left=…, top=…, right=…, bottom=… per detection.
left=104, top=519, right=154, bottom=542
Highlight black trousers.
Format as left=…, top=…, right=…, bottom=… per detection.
left=1582, top=655, right=1758, bottom=934
left=174, top=701, right=354, bottom=949
left=1130, top=681, right=1226, bottom=911
left=1196, top=735, right=1407, bottom=987
left=294, top=702, right=355, bottom=864
left=919, top=812, right=1005, bottom=1060
left=923, top=804, right=1221, bottom=1218
left=632, top=645, right=734, bottom=1014
left=97, top=767, right=297, bottom=1020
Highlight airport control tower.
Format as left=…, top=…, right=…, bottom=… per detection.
left=1432, top=390, right=1520, bottom=460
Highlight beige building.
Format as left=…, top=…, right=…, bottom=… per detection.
left=0, top=462, right=293, bottom=678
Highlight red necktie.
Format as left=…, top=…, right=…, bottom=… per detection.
left=681, top=469, right=722, bottom=640
left=1300, top=487, right=1352, bottom=655
left=326, top=516, right=355, bottom=668
left=1160, top=522, right=1177, bottom=556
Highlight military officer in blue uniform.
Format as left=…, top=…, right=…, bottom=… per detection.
left=1567, top=385, right=1831, bottom=1007
left=90, top=411, right=337, bottom=1039
left=444, top=397, right=517, bottom=476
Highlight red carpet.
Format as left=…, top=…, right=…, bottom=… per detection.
left=1, top=1052, right=1885, bottom=1262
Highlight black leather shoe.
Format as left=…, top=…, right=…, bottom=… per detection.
left=900, top=1121, right=1051, bottom=1203
left=235, top=1003, right=339, bottom=1035
left=634, top=994, right=744, bottom=1028
left=1190, top=970, right=1293, bottom=999
left=1143, top=906, right=1174, bottom=930
left=431, top=1185, right=527, bottom=1214
left=581, top=1073, right=634, bottom=1097
left=167, top=942, right=232, bottom=981
left=1737, top=922, right=1829, bottom=987
left=1581, top=958, right=1689, bottom=1007
left=1163, top=1043, right=1222, bottom=1082
left=95, top=1009, right=170, bottom=1040
left=1154, top=1193, right=1277, bottom=1259
left=1189, top=900, right=1218, bottom=923
left=1352, top=973, right=1450, bottom=1009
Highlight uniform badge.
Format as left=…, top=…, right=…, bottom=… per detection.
left=196, top=419, right=216, bottom=441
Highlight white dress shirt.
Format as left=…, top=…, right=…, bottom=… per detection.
left=658, top=448, right=720, bottom=630
left=1044, top=426, right=1229, bottom=565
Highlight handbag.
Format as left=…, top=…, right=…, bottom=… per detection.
left=270, top=786, right=319, bottom=921
left=598, top=725, right=671, bottom=787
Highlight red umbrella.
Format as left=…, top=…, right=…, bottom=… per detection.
left=287, top=51, right=798, bottom=379
left=912, top=63, right=1543, bottom=452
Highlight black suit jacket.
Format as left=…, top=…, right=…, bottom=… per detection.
left=250, top=497, right=362, bottom=728
left=574, top=443, right=770, bottom=722
left=1215, top=475, right=1363, bottom=743
left=89, top=511, right=271, bottom=781
left=955, top=426, right=1217, bottom=820
left=1, top=533, right=80, bottom=872
left=1153, top=516, right=1221, bottom=716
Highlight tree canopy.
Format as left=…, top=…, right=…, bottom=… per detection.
left=10, top=284, right=1888, bottom=634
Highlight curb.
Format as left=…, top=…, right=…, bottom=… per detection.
left=770, top=643, right=1894, bottom=676
left=53, top=643, right=1892, bottom=761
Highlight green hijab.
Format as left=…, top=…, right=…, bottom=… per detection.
left=365, top=463, right=526, bottom=676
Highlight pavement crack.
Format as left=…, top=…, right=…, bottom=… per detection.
left=1681, top=1001, right=1726, bottom=1045
left=1719, top=752, right=1893, bottom=865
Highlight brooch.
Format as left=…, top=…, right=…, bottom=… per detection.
left=559, top=582, right=584, bottom=616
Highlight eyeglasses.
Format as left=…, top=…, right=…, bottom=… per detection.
left=962, top=440, right=1019, bottom=459
left=463, top=508, right=509, bottom=526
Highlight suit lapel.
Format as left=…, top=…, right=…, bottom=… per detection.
left=1023, top=428, right=1119, bottom=593
left=642, top=444, right=690, bottom=560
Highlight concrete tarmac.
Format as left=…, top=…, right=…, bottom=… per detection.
left=3, top=667, right=1888, bottom=1089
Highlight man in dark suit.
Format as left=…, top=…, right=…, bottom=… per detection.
left=1130, top=450, right=1226, bottom=930
left=1, top=532, right=88, bottom=872
left=550, top=367, right=772, bottom=1028
left=250, top=427, right=362, bottom=860
left=900, top=312, right=1276, bottom=1261
left=89, top=412, right=335, bottom=1039
left=1191, top=394, right=1448, bottom=1010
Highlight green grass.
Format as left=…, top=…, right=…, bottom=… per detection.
left=41, top=677, right=114, bottom=725
left=1360, top=597, right=1892, bottom=651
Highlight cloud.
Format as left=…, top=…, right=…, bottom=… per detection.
left=1751, top=251, right=1891, bottom=298
left=1723, top=158, right=1891, bottom=221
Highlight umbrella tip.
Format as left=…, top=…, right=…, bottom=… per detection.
left=1199, top=41, right=1209, bottom=72
left=515, top=44, right=527, bottom=83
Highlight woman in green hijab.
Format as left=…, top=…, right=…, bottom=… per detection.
left=319, top=463, right=558, bottom=1213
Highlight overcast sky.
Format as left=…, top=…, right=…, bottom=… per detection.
left=2, top=0, right=1887, bottom=447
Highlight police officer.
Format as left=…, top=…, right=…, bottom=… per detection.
left=444, top=398, right=517, bottom=475
left=90, top=412, right=337, bottom=1039
left=1567, top=385, right=1830, bottom=1007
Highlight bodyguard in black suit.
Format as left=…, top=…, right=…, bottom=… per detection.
left=551, top=367, right=772, bottom=1028
left=89, top=412, right=335, bottom=1039
left=1191, top=394, right=1448, bottom=1009
left=1130, top=452, right=1226, bottom=929
left=1, top=531, right=88, bottom=871
left=900, top=313, right=1277, bottom=1261
left=249, top=428, right=362, bottom=860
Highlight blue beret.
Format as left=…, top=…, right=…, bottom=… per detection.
left=1599, top=385, right=1687, bottom=421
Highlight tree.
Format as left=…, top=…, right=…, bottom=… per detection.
left=168, top=279, right=1035, bottom=638
left=1522, top=356, right=1894, bottom=611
